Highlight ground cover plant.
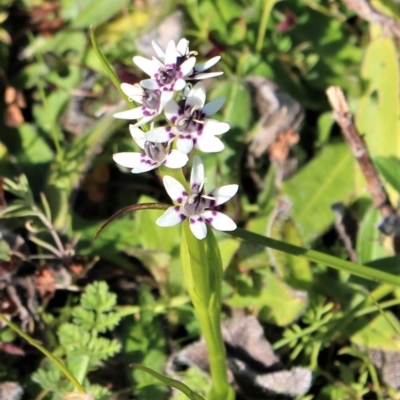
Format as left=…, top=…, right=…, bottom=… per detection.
left=0, top=0, right=400, bottom=399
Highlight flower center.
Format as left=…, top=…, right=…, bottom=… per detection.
left=142, top=89, right=161, bottom=110
left=176, top=106, right=203, bottom=133
left=183, top=180, right=215, bottom=215
left=144, top=141, right=168, bottom=162
left=184, top=193, right=209, bottom=215
left=158, top=67, right=177, bottom=86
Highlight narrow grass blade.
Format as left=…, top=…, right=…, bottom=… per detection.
left=130, top=364, right=205, bottom=400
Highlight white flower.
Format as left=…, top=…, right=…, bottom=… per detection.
left=113, top=128, right=188, bottom=174
left=113, top=83, right=162, bottom=127
left=144, top=82, right=230, bottom=154
left=133, top=40, right=196, bottom=107
left=157, top=156, right=238, bottom=240
left=152, top=38, right=223, bottom=80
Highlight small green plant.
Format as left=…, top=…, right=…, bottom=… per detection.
left=32, top=281, right=121, bottom=400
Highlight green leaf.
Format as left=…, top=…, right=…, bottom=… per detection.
left=80, top=281, right=117, bottom=313
left=350, top=312, right=400, bottom=351
left=71, top=308, right=95, bottom=331
left=356, top=206, right=388, bottom=264
left=0, top=240, right=11, bottom=261
left=135, top=195, right=180, bottom=253
left=227, top=269, right=307, bottom=326
left=63, top=0, right=131, bottom=28
left=374, top=156, right=400, bottom=194
left=32, top=361, right=63, bottom=393
left=121, top=285, right=167, bottom=399
left=270, top=214, right=313, bottom=290
left=282, top=141, right=354, bottom=242
left=357, top=34, right=400, bottom=159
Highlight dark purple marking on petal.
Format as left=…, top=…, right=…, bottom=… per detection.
left=182, top=191, right=188, bottom=196
left=140, top=153, right=146, bottom=159
left=179, top=213, right=186, bottom=221
left=177, top=197, right=183, bottom=203
left=211, top=210, right=217, bottom=216
left=205, top=217, right=213, bottom=223
left=209, top=200, right=216, bottom=207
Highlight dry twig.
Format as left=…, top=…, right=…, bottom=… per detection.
left=342, top=0, right=400, bottom=39
left=326, top=86, right=400, bottom=253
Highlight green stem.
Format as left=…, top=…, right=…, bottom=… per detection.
left=255, top=0, right=277, bottom=54
left=196, top=307, right=232, bottom=400
left=231, top=228, right=400, bottom=286
left=0, top=312, right=86, bottom=393
left=181, top=223, right=233, bottom=400
left=74, top=355, right=91, bottom=386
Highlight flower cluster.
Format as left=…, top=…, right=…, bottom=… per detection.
left=113, top=39, right=237, bottom=240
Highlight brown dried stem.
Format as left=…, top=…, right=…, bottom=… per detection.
left=326, top=86, right=399, bottom=253
left=342, top=0, right=400, bottom=39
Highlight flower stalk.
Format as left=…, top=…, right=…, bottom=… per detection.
left=181, top=223, right=234, bottom=400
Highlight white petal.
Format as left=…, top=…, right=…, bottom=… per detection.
left=209, top=184, right=238, bottom=206
left=140, top=79, right=160, bottom=90
left=176, top=38, right=189, bottom=56
left=202, top=211, right=237, bottom=232
left=163, top=176, right=188, bottom=203
left=113, top=152, right=159, bottom=173
left=194, top=56, right=221, bottom=73
left=186, top=82, right=206, bottom=109
left=159, top=90, right=174, bottom=110
left=164, top=100, right=180, bottom=122
left=190, top=156, right=205, bottom=190
left=157, top=206, right=186, bottom=227
left=133, top=56, right=159, bottom=76
left=113, top=152, right=142, bottom=169
left=120, top=83, right=143, bottom=103
left=164, top=150, right=189, bottom=168
left=128, top=126, right=146, bottom=149
left=145, top=126, right=176, bottom=143
left=151, top=40, right=165, bottom=60
left=203, top=97, right=226, bottom=116
left=132, top=160, right=160, bottom=173
left=189, top=217, right=207, bottom=240
left=192, top=71, right=224, bottom=80
left=129, top=114, right=159, bottom=128
left=195, top=134, right=225, bottom=153
left=113, top=107, right=145, bottom=120
left=202, top=119, right=230, bottom=136
left=164, top=40, right=177, bottom=65
left=177, top=135, right=194, bottom=154
left=173, top=78, right=186, bottom=91
left=129, top=126, right=146, bottom=140
left=180, top=57, right=196, bottom=77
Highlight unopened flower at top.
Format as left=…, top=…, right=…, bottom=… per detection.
left=151, top=38, right=223, bottom=80
left=113, top=83, right=162, bottom=127
left=144, top=82, right=230, bottom=154
left=157, top=156, right=238, bottom=240
left=113, top=127, right=188, bottom=174
left=133, top=40, right=196, bottom=106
